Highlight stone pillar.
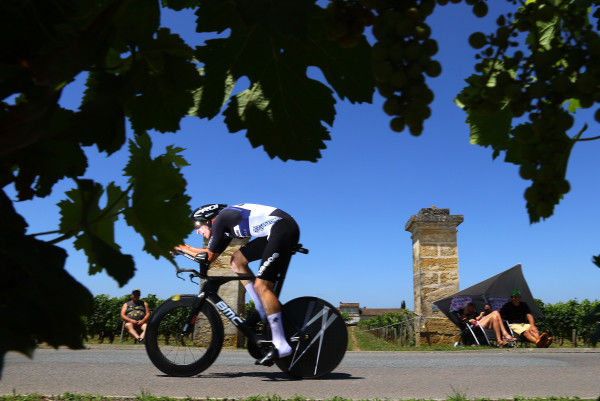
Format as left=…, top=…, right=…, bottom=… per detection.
left=202, top=238, right=248, bottom=347
left=405, top=207, right=463, bottom=346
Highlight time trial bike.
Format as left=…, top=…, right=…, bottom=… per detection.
left=144, top=245, right=347, bottom=379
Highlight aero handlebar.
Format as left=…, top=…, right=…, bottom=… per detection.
left=171, top=244, right=308, bottom=281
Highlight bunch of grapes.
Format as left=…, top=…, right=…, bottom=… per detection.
left=324, top=0, right=375, bottom=48
left=458, top=0, right=600, bottom=221
left=366, top=0, right=488, bottom=136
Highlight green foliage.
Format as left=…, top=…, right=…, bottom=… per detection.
left=455, top=0, right=600, bottom=225
left=535, top=298, right=600, bottom=346
left=0, top=191, right=93, bottom=377
left=193, top=0, right=374, bottom=161
left=245, top=300, right=257, bottom=319
left=357, top=311, right=415, bottom=346
left=123, top=133, right=192, bottom=259
left=341, top=312, right=352, bottom=322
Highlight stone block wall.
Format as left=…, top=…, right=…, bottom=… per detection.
left=200, top=237, right=248, bottom=347
left=405, top=207, right=464, bottom=346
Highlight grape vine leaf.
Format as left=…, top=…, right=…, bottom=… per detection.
left=126, top=28, right=201, bottom=135
left=306, top=10, right=374, bottom=104
left=189, top=69, right=236, bottom=120
left=76, top=72, right=127, bottom=155
left=567, top=99, right=582, bottom=113
left=58, top=179, right=134, bottom=286
left=123, top=133, right=192, bottom=259
left=0, top=190, right=93, bottom=377
left=525, top=13, right=560, bottom=51
left=194, top=0, right=373, bottom=161
left=455, top=94, right=512, bottom=159
left=9, top=107, right=88, bottom=201
left=161, top=0, right=199, bottom=11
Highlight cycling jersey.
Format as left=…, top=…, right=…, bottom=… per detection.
left=207, top=203, right=299, bottom=284
left=208, top=203, right=289, bottom=253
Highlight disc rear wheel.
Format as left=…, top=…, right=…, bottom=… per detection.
left=276, top=296, right=348, bottom=379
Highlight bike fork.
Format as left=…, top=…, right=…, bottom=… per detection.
left=181, top=293, right=207, bottom=335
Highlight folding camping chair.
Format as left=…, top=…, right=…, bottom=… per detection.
left=453, top=310, right=494, bottom=346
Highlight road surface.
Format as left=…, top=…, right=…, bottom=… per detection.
left=1, top=346, right=599, bottom=399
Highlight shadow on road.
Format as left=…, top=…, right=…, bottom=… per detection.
left=158, top=371, right=362, bottom=381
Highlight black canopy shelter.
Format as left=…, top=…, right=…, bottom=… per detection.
left=433, top=264, right=542, bottom=326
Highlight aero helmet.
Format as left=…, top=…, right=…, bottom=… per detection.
left=191, top=204, right=227, bottom=227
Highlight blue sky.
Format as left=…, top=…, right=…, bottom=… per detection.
left=8, top=2, right=600, bottom=309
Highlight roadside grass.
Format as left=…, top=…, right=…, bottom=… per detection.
left=0, top=393, right=596, bottom=401
left=348, top=327, right=597, bottom=351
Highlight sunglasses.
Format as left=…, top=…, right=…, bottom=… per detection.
left=194, top=219, right=211, bottom=229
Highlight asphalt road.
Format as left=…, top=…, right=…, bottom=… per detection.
left=2, top=346, right=600, bottom=399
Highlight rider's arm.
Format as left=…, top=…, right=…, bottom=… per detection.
left=174, top=244, right=220, bottom=262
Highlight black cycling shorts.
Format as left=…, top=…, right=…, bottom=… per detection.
left=239, top=217, right=300, bottom=283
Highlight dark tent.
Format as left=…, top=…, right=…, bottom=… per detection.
left=433, top=264, right=542, bottom=326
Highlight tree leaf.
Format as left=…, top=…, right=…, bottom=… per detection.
left=58, top=179, right=134, bottom=285
left=457, top=99, right=512, bottom=155
left=223, top=78, right=333, bottom=162
left=567, top=98, right=581, bottom=113
left=195, top=1, right=338, bottom=161
left=112, top=0, right=160, bottom=47
left=75, top=72, right=127, bottom=155
left=306, top=7, right=374, bottom=104
left=161, top=0, right=199, bottom=11
left=126, top=29, right=201, bottom=134
left=8, top=107, right=88, bottom=200
left=0, top=190, right=93, bottom=377
left=123, top=133, right=193, bottom=258
left=189, top=69, right=235, bottom=119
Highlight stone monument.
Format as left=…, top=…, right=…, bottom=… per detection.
left=405, top=207, right=463, bottom=345
left=202, top=237, right=248, bottom=347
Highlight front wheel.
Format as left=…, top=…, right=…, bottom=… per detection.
left=145, top=295, right=224, bottom=376
left=276, top=296, right=348, bottom=379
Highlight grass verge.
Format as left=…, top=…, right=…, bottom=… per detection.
left=350, top=327, right=491, bottom=351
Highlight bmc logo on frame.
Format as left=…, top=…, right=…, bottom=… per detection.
left=215, top=301, right=244, bottom=326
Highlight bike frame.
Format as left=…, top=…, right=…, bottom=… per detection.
left=185, top=274, right=261, bottom=345
left=176, top=245, right=306, bottom=348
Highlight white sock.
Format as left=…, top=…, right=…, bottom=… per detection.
left=267, top=312, right=292, bottom=357
left=244, top=282, right=266, bottom=320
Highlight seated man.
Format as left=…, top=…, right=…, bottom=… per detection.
left=120, top=289, right=150, bottom=343
left=500, top=289, right=552, bottom=347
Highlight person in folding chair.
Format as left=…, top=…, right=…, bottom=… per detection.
left=462, top=302, right=517, bottom=346
left=500, top=289, right=552, bottom=347
left=461, top=302, right=516, bottom=347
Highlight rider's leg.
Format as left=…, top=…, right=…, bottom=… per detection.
left=231, top=250, right=266, bottom=320
left=255, top=278, right=292, bottom=357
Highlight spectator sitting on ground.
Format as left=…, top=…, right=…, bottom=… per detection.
left=462, top=302, right=517, bottom=346
left=120, top=289, right=150, bottom=343
left=500, top=289, right=552, bottom=348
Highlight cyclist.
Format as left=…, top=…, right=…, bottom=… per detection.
left=174, top=203, right=300, bottom=365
